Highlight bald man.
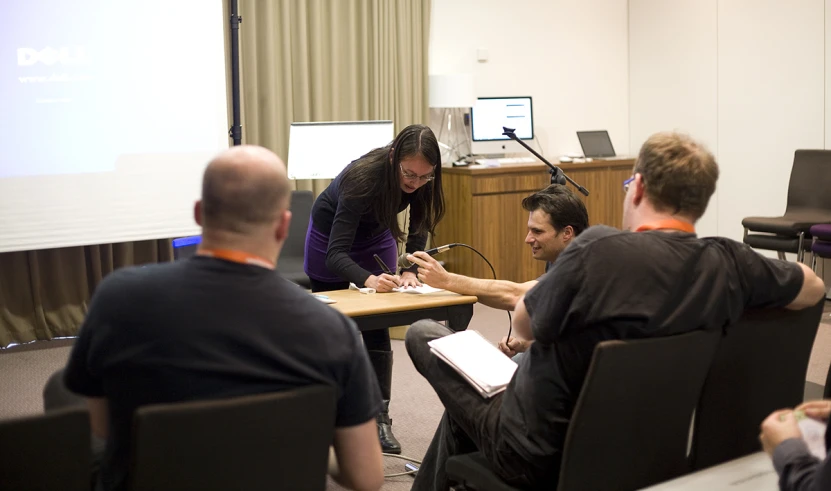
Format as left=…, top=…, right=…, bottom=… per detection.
left=61, top=146, right=384, bottom=491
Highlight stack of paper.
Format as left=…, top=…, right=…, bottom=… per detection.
left=798, top=417, right=827, bottom=459
left=428, top=330, right=518, bottom=398
left=393, top=284, right=444, bottom=294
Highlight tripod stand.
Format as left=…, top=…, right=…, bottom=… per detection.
left=501, top=127, right=589, bottom=196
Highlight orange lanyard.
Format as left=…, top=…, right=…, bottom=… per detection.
left=197, top=248, right=275, bottom=270
left=635, top=219, right=696, bottom=234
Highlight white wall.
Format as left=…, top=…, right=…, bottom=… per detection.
left=630, top=0, right=827, bottom=242
left=429, top=0, right=630, bottom=158
left=629, top=0, right=719, bottom=237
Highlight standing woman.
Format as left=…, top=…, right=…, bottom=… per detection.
left=304, top=124, right=445, bottom=454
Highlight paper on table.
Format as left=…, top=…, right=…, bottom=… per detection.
left=394, top=284, right=445, bottom=294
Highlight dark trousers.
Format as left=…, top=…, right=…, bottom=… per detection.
left=405, top=320, right=533, bottom=491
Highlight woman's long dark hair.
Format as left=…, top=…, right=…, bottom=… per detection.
left=339, top=124, right=445, bottom=242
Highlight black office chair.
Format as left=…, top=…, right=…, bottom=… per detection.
left=446, top=330, right=722, bottom=491
left=690, top=301, right=824, bottom=470
left=742, top=150, right=831, bottom=261
left=0, top=407, right=91, bottom=491
left=279, top=190, right=313, bottom=288
left=129, top=386, right=336, bottom=491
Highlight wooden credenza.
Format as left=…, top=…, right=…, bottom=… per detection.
left=434, top=158, right=635, bottom=282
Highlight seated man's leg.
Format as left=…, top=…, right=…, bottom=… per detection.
left=406, top=320, right=528, bottom=491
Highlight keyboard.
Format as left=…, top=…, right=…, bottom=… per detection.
left=474, top=156, right=538, bottom=165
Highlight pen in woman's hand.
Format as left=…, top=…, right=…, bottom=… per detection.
left=373, top=254, right=401, bottom=288
left=373, top=254, right=394, bottom=275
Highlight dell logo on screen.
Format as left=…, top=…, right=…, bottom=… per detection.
left=17, top=47, right=90, bottom=66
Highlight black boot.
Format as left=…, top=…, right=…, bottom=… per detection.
left=368, top=350, right=402, bottom=454
left=377, top=399, right=401, bottom=454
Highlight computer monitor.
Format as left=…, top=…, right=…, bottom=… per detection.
left=287, top=121, right=394, bottom=180
left=470, top=97, right=534, bottom=155
left=577, top=130, right=616, bottom=158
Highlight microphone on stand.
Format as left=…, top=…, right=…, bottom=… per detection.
left=501, top=126, right=589, bottom=196
left=398, top=243, right=460, bottom=269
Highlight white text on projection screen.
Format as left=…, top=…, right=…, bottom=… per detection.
left=472, top=98, right=533, bottom=141
left=0, top=0, right=229, bottom=253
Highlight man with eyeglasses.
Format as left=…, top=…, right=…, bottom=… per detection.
left=406, top=184, right=589, bottom=358
left=405, top=131, right=826, bottom=490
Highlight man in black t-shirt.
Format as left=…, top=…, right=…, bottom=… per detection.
left=406, top=132, right=827, bottom=490
left=407, top=184, right=589, bottom=357
left=61, top=146, right=385, bottom=491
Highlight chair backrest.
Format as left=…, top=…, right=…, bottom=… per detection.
left=786, top=150, right=831, bottom=210
left=0, top=407, right=91, bottom=491
left=129, top=385, right=336, bottom=491
left=556, top=330, right=722, bottom=491
left=172, top=235, right=202, bottom=260
left=284, top=190, right=314, bottom=258
left=690, top=301, right=824, bottom=470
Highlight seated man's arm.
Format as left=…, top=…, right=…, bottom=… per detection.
left=408, top=251, right=536, bottom=310
left=444, top=276, right=537, bottom=311
left=331, top=419, right=384, bottom=491
left=87, top=397, right=109, bottom=439
left=786, top=263, right=826, bottom=310
left=732, top=243, right=825, bottom=311
left=512, top=295, right=534, bottom=342
left=328, top=318, right=385, bottom=491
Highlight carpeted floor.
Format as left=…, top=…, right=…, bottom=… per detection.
left=2, top=303, right=830, bottom=491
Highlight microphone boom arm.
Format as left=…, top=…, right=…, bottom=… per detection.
left=501, top=127, right=589, bottom=196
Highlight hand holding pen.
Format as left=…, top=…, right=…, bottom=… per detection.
left=368, top=254, right=401, bottom=292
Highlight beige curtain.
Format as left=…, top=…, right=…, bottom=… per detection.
left=238, top=0, right=431, bottom=196
left=0, top=242, right=173, bottom=347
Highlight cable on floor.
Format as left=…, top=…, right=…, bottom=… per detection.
left=383, top=452, right=422, bottom=478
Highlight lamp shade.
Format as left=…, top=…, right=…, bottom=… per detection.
left=429, top=74, right=475, bottom=108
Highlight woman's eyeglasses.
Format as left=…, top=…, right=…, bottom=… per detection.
left=400, top=163, right=435, bottom=183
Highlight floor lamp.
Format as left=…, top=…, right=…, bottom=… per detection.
left=429, top=74, right=475, bottom=164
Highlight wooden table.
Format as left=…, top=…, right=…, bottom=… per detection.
left=435, top=158, right=635, bottom=282
left=320, top=289, right=478, bottom=332
left=639, top=452, right=777, bottom=491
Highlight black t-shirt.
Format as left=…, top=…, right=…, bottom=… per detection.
left=64, top=257, right=382, bottom=491
left=311, top=162, right=427, bottom=284
left=499, top=225, right=804, bottom=473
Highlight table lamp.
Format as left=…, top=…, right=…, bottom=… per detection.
left=429, top=74, right=475, bottom=163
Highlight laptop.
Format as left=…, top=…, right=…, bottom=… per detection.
left=577, top=130, right=616, bottom=158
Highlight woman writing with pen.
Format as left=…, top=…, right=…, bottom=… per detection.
left=303, top=124, right=445, bottom=454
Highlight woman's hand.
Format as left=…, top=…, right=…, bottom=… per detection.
left=399, top=271, right=421, bottom=288
left=365, top=274, right=401, bottom=293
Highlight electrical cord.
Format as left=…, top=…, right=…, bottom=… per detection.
left=383, top=453, right=423, bottom=478
left=450, top=244, right=513, bottom=341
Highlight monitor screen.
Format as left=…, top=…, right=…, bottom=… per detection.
left=471, top=97, right=534, bottom=142
left=577, top=130, right=616, bottom=158
left=287, top=121, right=394, bottom=180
